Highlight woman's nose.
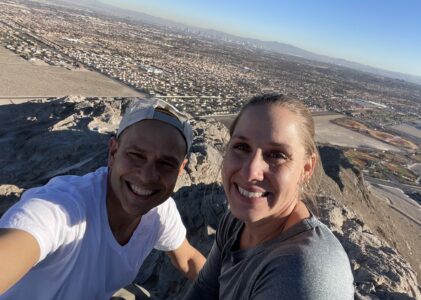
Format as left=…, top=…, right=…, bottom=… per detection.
left=241, top=151, right=265, bottom=182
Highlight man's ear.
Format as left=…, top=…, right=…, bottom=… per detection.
left=178, top=159, right=188, bottom=176
left=302, top=153, right=316, bottom=183
left=108, top=137, right=119, bottom=168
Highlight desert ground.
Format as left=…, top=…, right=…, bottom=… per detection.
left=0, top=46, right=142, bottom=103
left=314, top=113, right=402, bottom=152
left=352, top=182, right=421, bottom=284
left=212, top=113, right=403, bottom=152
left=391, top=123, right=421, bottom=139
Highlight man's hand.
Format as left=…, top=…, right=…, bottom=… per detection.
left=166, top=239, right=205, bottom=280
left=0, top=228, right=40, bottom=295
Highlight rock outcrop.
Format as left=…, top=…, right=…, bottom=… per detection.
left=0, top=97, right=420, bottom=299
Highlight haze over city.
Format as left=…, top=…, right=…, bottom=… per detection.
left=99, top=0, right=421, bottom=77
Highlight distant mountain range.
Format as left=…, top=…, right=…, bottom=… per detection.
left=193, top=30, right=421, bottom=86
left=40, top=0, right=421, bottom=86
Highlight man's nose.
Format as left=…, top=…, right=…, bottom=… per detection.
left=241, top=151, right=266, bottom=182
left=137, top=161, right=159, bottom=183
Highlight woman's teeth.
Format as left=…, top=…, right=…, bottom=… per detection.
left=238, top=186, right=266, bottom=198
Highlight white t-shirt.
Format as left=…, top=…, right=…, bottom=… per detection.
left=0, top=167, right=186, bottom=300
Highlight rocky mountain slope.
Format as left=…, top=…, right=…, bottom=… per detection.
left=0, top=97, right=420, bottom=299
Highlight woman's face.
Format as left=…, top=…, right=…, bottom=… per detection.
left=222, top=104, right=314, bottom=223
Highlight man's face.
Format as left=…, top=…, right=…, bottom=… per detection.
left=107, top=120, right=187, bottom=218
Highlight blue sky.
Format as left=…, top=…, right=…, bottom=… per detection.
left=100, top=0, right=421, bottom=76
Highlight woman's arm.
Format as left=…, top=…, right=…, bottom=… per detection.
left=182, top=240, right=222, bottom=300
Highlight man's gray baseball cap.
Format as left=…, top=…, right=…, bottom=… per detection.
left=117, top=98, right=193, bottom=153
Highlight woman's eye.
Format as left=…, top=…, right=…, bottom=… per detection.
left=265, top=151, right=288, bottom=161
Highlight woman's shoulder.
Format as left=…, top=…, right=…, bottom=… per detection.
left=269, top=216, right=350, bottom=263
left=252, top=217, right=354, bottom=298
left=261, top=216, right=353, bottom=282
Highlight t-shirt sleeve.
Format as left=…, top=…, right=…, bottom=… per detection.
left=251, top=250, right=354, bottom=300
left=154, top=197, right=186, bottom=251
left=0, top=190, right=83, bottom=264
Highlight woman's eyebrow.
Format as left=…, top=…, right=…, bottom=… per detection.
left=268, top=142, right=292, bottom=151
left=232, top=135, right=292, bottom=151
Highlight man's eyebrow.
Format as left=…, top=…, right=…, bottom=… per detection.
left=126, top=144, right=146, bottom=153
left=127, top=145, right=182, bottom=165
left=160, top=155, right=183, bottom=165
left=231, top=134, right=249, bottom=141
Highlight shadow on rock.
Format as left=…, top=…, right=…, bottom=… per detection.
left=0, top=98, right=121, bottom=215
left=136, top=182, right=228, bottom=300
left=319, top=145, right=359, bottom=191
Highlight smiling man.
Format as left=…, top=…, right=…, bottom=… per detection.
left=0, top=98, right=205, bottom=299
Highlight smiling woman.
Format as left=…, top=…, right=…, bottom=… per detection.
left=183, top=94, right=354, bottom=300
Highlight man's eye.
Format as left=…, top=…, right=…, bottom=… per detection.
left=159, top=160, right=178, bottom=170
left=232, top=143, right=250, bottom=152
left=128, top=152, right=143, bottom=159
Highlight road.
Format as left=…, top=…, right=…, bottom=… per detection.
left=364, top=176, right=421, bottom=193
left=365, top=176, right=421, bottom=228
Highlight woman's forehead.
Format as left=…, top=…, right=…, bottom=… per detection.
left=236, top=105, right=301, bottom=134
left=232, top=105, right=306, bottom=151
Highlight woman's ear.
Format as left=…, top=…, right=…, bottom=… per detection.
left=302, top=153, right=316, bottom=183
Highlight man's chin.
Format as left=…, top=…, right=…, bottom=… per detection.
left=125, top=194, right=166, bottom=214
left=121, top=203, right=151, bottom=218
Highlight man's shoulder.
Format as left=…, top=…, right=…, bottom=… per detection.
left=45, top=167, right=107, bottom=191
left=22, top=167, right=108, bottom=210
left=154, top=196, right=178, bottom=216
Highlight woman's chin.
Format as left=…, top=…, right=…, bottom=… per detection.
left=230, top=205, right=265, bottom=223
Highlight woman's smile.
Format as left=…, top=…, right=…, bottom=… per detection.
left=237, top=185, right=269, bottom=199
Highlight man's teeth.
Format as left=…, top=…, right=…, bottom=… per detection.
left=130, top=183, right=154, bottom=196
left=238, top=186, right=266, bottom=198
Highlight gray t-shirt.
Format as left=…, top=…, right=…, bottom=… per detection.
left=183, top=213, right=354, bottom=299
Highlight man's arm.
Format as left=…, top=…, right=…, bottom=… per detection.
left=0, top=228, right=40, bottom=295
left=166, top=238, right=205, bottom=280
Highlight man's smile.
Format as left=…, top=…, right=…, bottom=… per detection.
left=127, top=181, right=157, bottom=197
